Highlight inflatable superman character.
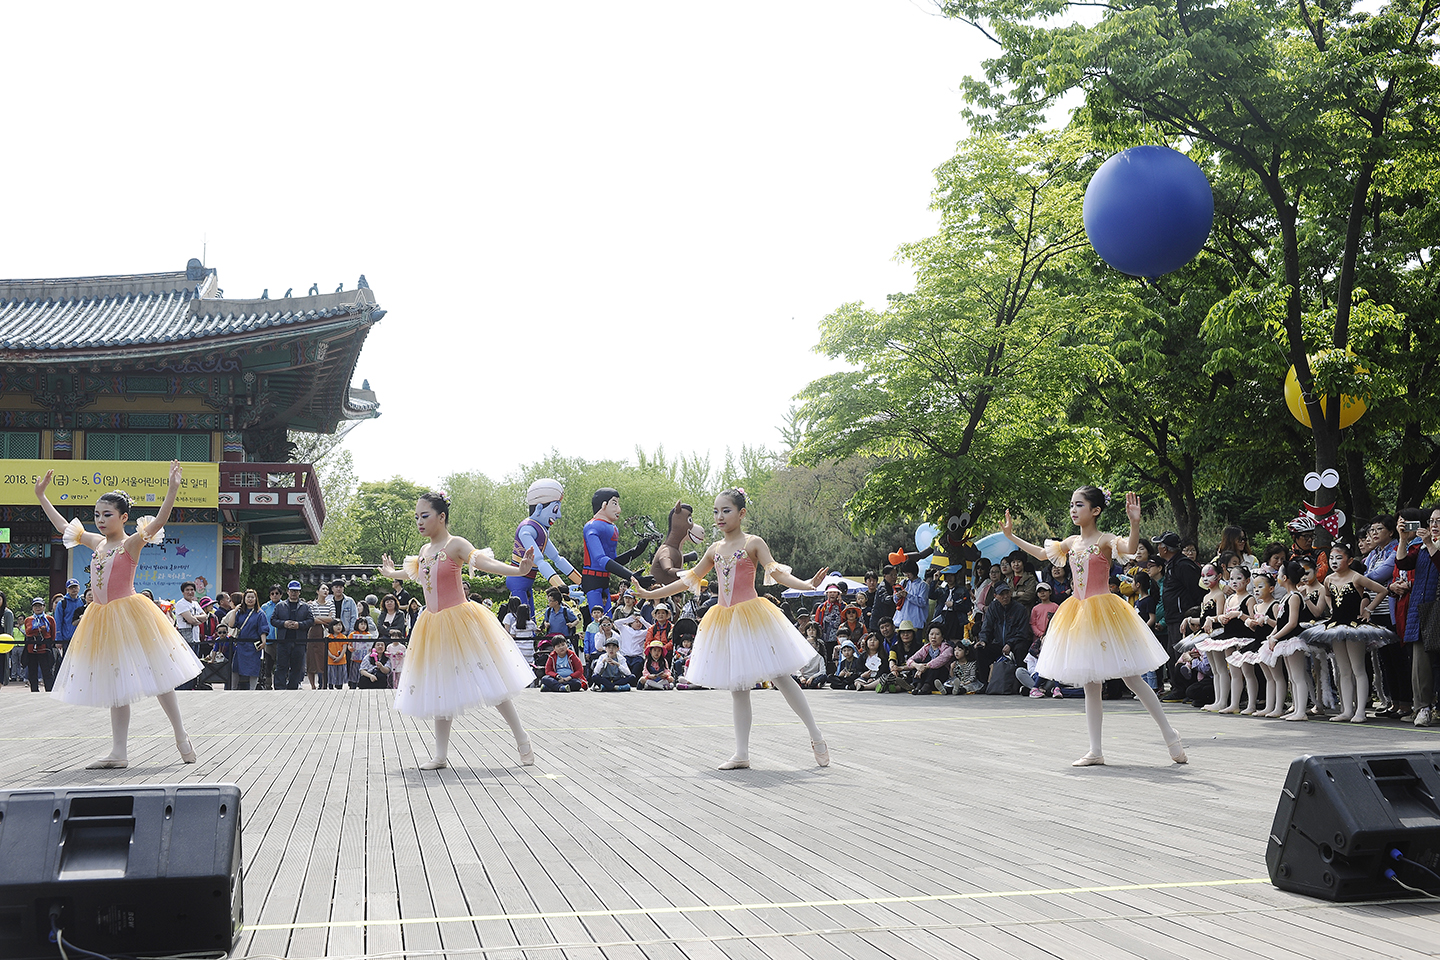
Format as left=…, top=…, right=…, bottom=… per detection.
left=582, top=487, right=657, bottom=618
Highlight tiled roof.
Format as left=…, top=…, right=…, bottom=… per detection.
left=0, top=268, right=381, bottom=357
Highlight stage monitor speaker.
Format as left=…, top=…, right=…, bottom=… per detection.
left=0, top=783, right=241, bottom=959
left=1268, top=751, right=1440, bottom=901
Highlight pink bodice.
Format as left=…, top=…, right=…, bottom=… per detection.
left=90, top=545, right=137, bottom=605
left=1070, top=543, right=1113, bottom=601
left=712, top=550, right=759, bottom=607
left=416, top=553, right=466, bottom=612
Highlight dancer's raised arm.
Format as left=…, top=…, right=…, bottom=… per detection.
left=34, top=470, right=103, bottom=550
left=125, top=461, right=183, bottom=556
left=999, top=510, right=1063, bottom=563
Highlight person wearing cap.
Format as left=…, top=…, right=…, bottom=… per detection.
left=1154, top=530, right=1203, bottom=699
left=640, top=639, right=675, bottom=690
left=23, top=598, right=58, bottom=692
left=829, top=638, right=862, bottom=689
left=55, top=578, right=85, bottom=656
left=590, top=637, right=632, bottom=691
left=976, top=581, right=1031, bottom=686
left=269, top=580, right=314, bottom=690
left=1030, top=582, right=1059, bottom=641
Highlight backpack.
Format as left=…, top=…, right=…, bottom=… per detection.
left=986, top=655, right=1019, bottom=695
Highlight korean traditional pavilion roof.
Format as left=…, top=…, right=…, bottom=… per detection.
left=0, top=262, right=383, bottom=432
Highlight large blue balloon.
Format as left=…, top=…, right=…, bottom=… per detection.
left=1083, top=146, right=1214, bottom=278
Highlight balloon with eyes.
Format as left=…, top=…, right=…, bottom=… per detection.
left=1296, top=469, right=1346, bottom=538
left=888, top=507, right=982, bottom=579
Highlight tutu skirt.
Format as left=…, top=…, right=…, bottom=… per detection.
left=1036, top=593, right=1167, bottom=686
left=394, top=602, right=533, bottom=718
left=52, top=593, right=203, bottom=708
left=686, top=597, right=814, bottom=690
left=1295, top=621, right=1396, bottom=651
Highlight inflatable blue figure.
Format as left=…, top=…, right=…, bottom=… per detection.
left=581, top=487, right=657, bottom=617
left=507, top=478, right=581, bottom=617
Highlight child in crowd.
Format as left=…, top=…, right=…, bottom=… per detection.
left=673, top=635, right=699, bottom=688
left=829, top=639, right=861, bottom=689
left=855, top=636, right=886, bottom=691
left=357, top=641, right=391, bottom=689
left=946, top=644, right=985, bottom=694
left=796, top=633, right=828, bottom=690
left=541, top=636, right=586, bottom=692
left=326, top=622, right=351, bottom=691
left=1030, top=582, right=1059, bottom=639
left=641, top=640, right=674, bottom=690
left=645, top=604, right=675, bottom=657
left=1296, top=541, right=1396, bottom=723
left=591, top=638, right=633, bottom=691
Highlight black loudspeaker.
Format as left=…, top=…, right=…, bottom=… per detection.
left=0, top=783, right=242, bottom=959
left=1268, top=751, right=1440, bottom=901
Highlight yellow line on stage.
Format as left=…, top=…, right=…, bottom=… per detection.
left=245, top=877, right=1271, bottom=932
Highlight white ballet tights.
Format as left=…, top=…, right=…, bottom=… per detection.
left=1330, top=640, right=1369, bottom=722
left=431, top=717, right=452, bottom=765
left=1226, top=663, right=1258, bottom=714
left=1080, top=678, right=1180, bottom=761
left=1260, top=661, right=1286, bottom=716
left=1284, top=652, right=1312, bottom=719
left=427, top=700, right=531, bottom=767
left=104, top=705, right=131, bottom=761
left=727, top=676, right=824, bottom=762
left=1203, top=654, right=1232, bottom=712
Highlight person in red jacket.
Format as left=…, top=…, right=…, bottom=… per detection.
left=540, top=637, right=586, bottom=692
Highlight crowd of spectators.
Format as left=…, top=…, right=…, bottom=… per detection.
left=3, top=507, right=1436, bottom=726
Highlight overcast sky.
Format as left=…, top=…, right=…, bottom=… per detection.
left=0, top=2, right=993, bottom=486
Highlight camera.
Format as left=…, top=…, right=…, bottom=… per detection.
left=1403, top=519, right=1421, bottom=533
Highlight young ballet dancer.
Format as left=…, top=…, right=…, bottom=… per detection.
left=1000, top=487, right=1185, bottom=766
left=35, top=463, right=203, bottom=769
left=1230, top=570, right=1281, bottom=716
left=1264, top=561, right=1315, bottom=720
left=1295, top=541, right=1395, bottom=723
left=631, top=488, right=831, bottom=769
left=378, top=491, right=538, bottom=769
left=1197, top=567, right=1254, bottom=713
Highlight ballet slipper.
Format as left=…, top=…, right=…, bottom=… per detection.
left=1071, top=753, right=1105, bottom=767
left=86, top=757, right=128, bottom=769
left=718, top=757, right=751, bottom=770
left=812, top=740, right=830, bottom=768
left=420, top=758, right=448, bottom=770
left=1350, top=712, right=1368, bottom=724
left=1330, top=711, right=1354, bottom=723
left=177, top=739, right=196, bottom=764
left=517, top=740, right=535, bottom=766
left=1284, top=711, right=1309, bottom=722
left=1241, top=707, right=1257, bottom=716
left=1218, top=705, right=1240, bottom=714
left=1166, top=736, right=1187, bottom=764
left=1264, top=708, right=1287, bottom=718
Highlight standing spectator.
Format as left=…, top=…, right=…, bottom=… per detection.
left=894, top=563, right=930, bottom=629
left=1214, top=526, right=1258, bottom=569
left=0, top=592, right=13, bottom=686
left=542, top=587, right=577, bottom=640
left=1364, top=515, right=1409, bottom=718
left=331, top=580, right=361, bottom=688
left=308, top=583, right=336, bottom=690
left=869, top=565, right=899, bottom=632
left=813, top=584, right=846, bottom=647
left=23, top=598, right=57, bottom=692
left=173, top=581, right=204, bottom=659
left=540, top=636, right=586, bottom=691
left=1029, top=582, right=1059, bottom=640
left=377, top=594, right=409, bottom=642
left=405, top=598, right=423, bottom=632
left=1395, top=505, right=1440, bottom=726
left=259, top=584, right=282, bottom=690
left=1007, top=552, right=1039, bottom=608
left=1155, top=531, right=1203, bottom=699
left=390, top=577, right=413, bottom=608
left=326, top=622, right=351, bottom=691
left=386, top=638, right=406, bottom=689
left=55, top=578, right=84, bottom=658
left=268, top=580, right=313, bottom=690
left=1048, top=560, right=1072, bottom=603
left=226, top=588, right=266, bottom=690
left=504, top=603, right=538, bottom=673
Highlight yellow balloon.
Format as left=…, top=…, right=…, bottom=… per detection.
left=1284, top=350, right=1367, bottom=429
left=0, top=643, right=13, bottom=654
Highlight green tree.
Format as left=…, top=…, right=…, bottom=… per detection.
left=945, top=0, right=1440, bottom=520
left=264, top=449, right=362, bottom=564
left=352, top=477, right=428, bottom=563
left=794, top=127, right=1099, bottom=530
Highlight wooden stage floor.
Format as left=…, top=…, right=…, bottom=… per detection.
left=2, top=683, right=1438, bottom=960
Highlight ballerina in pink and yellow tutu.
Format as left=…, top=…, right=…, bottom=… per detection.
left=35, top=462, right=203, bottom=769
left=1001, top=487, right=1185, bottom=767
left=379, top=490, right=538, bottom=770
left=632, top=488, right=831, bottom=770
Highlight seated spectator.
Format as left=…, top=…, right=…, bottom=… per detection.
left=887, top=619, right=917, bottom=664
left=876, top=648, right=910, bottom=693
left=326, top=622, right=351, bottom=691
left=976, top=582, right=1031, bottom=681
left=582, top=605, right=605, bottom=657
left=641, top=640, right=674, bottom=690
left=839, top=604, right=867, bottom=646
left=1017, top=637, right=1062, bottom=698
left=829, top=639, right=861, bottom=689
left=613, top=605, right=651, bottom=676
left=590, top=639, right=633, bottom=691
left=945, top=645, right=984, bottom=695
left=1176, top=647, right=1214, bottom=706
left=673, top=635, right=699, bottom=688
left=1029, top=582, right=1059, bottom=639
left=855, top=635, right=887, bottom=691
left=541, top=637, right=586, bottom=692
left=796, top=634, right=828, bottom=690
left=905, top=626, right=954, bottom=695
left=385, top=640, right=406, bottom=688
left=357, top=641, right=391, bottom=689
